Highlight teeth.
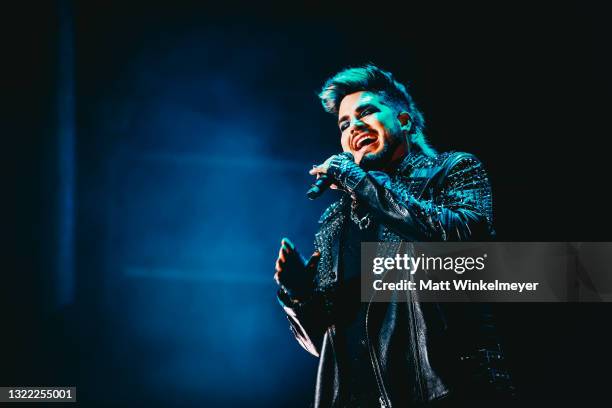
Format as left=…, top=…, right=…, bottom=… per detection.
left=358, top=136, right=376, bottom=148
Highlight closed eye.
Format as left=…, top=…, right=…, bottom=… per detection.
left=360, top=107, right=374, bottom=117
left=339, top=106, right=378, bottom=132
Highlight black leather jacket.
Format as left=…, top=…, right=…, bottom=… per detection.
left=278, top=151, right=513, bottom=407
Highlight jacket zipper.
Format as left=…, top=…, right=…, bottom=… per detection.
left=365, top=243, right=427, bottom=408
left=365, top=295, right=391, bottom=408
left=407, top=291, right=426, bottom=400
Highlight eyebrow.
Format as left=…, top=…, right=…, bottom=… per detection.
left=337, top=102, right=376, bottom=126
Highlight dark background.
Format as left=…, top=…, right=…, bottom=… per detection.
left=4, top=0, right=612, bottom=406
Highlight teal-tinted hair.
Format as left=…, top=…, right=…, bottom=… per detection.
left=319, top=64, right=434, bottom=153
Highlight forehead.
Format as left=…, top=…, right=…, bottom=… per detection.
left=338, top=91, right=384, bottom=116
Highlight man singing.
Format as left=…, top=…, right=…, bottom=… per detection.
left=274, top=65, right=513, bottom=407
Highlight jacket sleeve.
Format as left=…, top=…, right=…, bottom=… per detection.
left=336, top=152, right=494, bottom=241
left=277, top=288, right=330, bottom=357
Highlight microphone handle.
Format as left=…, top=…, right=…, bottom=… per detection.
left=306, top=152, right=354, bottom=200
left=306, top=174, right=332, bottom=200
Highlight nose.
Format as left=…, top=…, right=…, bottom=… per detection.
left=349, top=117, right=367, bottom=135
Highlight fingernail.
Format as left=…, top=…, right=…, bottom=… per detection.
left=281, top=237, right=294, bottom=250
left=285, top=238, right=294, bottom=250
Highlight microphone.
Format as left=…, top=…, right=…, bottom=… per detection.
left=306, top=174, right=332, bottom=200
left=306, top=152, right=354, bottom=200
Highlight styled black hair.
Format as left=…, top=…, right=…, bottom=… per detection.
left=319, top=64, right=432, bottom=151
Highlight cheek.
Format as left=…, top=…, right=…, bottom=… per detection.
left=366, top=116, right=387, bottom=133
left=340, top=133, right=351, bottom=151
left=376, top=118, right=399, bottom=139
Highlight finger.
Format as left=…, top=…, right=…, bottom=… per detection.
left=281, top=237, right=295, bottom=251
left=306, top=250, right=321, bottom=270
left=309, top=165, right=325, bottom=176
left=276, top=254, right=286, bottom=268
left=278, top=248, right=286, bottom=263
left=275, top=255, right=286, bottom=272
left=330, top=183, right=338, bottom=190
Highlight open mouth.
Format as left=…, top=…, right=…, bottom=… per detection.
left=354, top=134, right=378, bottom=151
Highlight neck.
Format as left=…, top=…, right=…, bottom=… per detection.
left=382, top=143, right=409, bottom=173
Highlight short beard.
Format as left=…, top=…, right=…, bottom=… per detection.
left=359, top=138, right=401, bottom=172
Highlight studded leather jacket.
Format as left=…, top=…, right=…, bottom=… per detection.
left=278, top=150, right=513, bottom=407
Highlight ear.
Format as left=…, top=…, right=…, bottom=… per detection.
left=397, top=111, right=412, bottom=134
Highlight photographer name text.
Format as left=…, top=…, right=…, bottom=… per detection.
left=373, top=279, right=539, bottom=292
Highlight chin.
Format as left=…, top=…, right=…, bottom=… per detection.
left=359, top=141, right=399, bottom=170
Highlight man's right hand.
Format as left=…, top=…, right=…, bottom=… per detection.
left=274, top=237, right=320, bottom=302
